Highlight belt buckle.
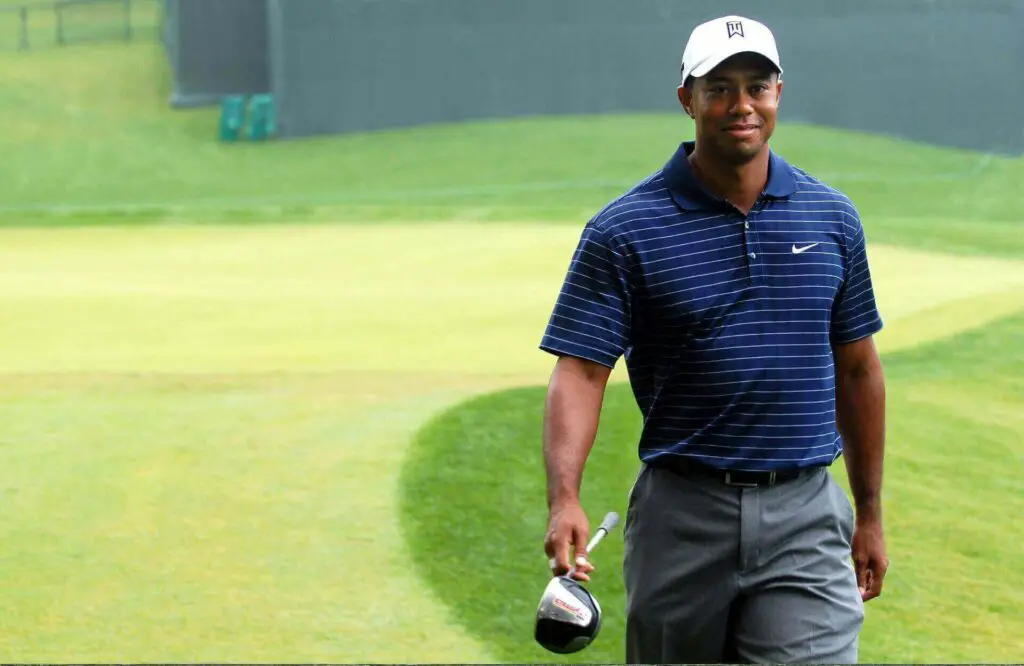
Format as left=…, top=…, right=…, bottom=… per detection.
left=720, top=469, right=774, bottom=485
left=724, top=471, right=763, bottom=488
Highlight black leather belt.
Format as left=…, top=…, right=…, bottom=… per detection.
left=653, top=456, right=813, bottom=488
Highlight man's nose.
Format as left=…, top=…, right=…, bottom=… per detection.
left=729, top=91, right=755, bottom=116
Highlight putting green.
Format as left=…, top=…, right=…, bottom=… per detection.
left=868, top=245, right=1024, bottom=352
left=0, top=222, right=1021, bottom=661
left=2, top=224, right=1021, bottom=374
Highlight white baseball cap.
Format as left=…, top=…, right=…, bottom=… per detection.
left=680, top=15, right=782, bottom=86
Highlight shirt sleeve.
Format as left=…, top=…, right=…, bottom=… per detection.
left=539, top=220, right=633, bottom=368
left=831, top=203, right=884, bottom=345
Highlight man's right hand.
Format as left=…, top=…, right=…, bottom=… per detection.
left=544, top=501, right=595, bottom=581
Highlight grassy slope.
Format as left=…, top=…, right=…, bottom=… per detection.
left=0, top=38, right=1021, bottom=257
left=400, top=311, right=1024, bottom=664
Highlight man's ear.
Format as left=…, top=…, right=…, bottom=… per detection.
left=677, top=85, right=695, bottom=118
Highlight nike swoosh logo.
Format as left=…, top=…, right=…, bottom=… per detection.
left=792, top=243, right=819, bottom=254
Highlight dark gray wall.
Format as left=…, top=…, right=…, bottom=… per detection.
left=763, top=0, right=1023, bottom=156
left=267, top=0, right=1023, bottom=155
left=165, top=0, right=269, bottom=107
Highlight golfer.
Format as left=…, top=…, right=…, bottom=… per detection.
left=540, top=15, right=888, bottom=664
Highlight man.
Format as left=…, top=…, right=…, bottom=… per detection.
left=539, top=14, right=888, bottom=665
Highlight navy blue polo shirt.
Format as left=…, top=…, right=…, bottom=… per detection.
left=539, top=141, right=884, bottom=472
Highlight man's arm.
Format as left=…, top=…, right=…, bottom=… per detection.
left=543, top=355, right=613, bottom=581
left=833, top=334, right=888, bottom=601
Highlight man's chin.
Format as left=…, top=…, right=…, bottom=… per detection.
left=716, top=138, right=769, bottom=165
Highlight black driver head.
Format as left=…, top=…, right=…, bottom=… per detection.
left=534, top=575, right=603, bottom=654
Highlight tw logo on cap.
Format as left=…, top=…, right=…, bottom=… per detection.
left=726, top=20, right=744, bottom=38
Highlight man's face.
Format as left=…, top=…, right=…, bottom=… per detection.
left=678, top=53, right=782, bottom=164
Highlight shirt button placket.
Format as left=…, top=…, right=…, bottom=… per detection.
left=744, top=211, right=764, bottom=283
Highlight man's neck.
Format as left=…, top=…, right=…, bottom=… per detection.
left=687, top=145, right=771, bottom=216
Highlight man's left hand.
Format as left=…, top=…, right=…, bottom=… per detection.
left=852, top=516, right=888, bottom=601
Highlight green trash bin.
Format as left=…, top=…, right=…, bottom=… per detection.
left=247, top=94, right=277, bottom=141
left=219, top=95, right=247, bottom=142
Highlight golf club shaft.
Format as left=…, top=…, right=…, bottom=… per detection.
left=568, top=511, right=619, bottom=576
left=585, top=520, right=612, bottom=552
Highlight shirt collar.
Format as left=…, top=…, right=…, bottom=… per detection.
left=662, top=140, right=797, bottom=211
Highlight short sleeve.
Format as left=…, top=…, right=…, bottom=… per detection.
left=831, top=205, right=884, bottom=345
left=539, top=221, right=633, bottom=368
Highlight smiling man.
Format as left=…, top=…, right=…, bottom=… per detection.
left=539, top=14, right=889, bottom=665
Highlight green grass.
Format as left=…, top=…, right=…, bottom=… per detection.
left=399, top=312, right=1024, bottom=664
left=0, top=222, right=588, bottom=662
left=0, top=39, right=1022, bottom=259
left=0, top=372, right=491, bottom=662
left=1, top=222, right=1018, bottom=662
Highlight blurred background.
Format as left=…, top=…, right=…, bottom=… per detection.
left=0, top=0, right=1021, bottom=663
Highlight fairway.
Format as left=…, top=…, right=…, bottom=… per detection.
left=1, top=223, right=1022, bottom=661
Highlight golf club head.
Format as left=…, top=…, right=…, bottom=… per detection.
left=534, top=574, right=602, bottom=654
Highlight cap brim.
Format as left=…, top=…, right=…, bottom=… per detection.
left=689, top=47, right=781, bottom=79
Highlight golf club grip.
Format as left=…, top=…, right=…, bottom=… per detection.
left=586, top=511, right=619, bottom=552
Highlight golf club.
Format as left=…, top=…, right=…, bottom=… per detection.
left=534, top=511, right=619, bottom=654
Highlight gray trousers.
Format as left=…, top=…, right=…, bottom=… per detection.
left=622, top=462, right=864, bottom=664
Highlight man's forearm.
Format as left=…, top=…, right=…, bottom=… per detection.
left=836, top=362, right=886, bottom=520
left=543, top=358, right=609, bottom=509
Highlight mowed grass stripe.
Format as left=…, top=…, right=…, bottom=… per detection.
left=400, top=312, right=1024, bottom=664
